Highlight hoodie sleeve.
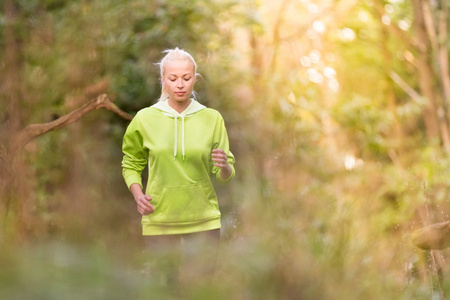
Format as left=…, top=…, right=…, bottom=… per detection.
left=212, top=114, right=236, bottom=183
left=121, top=115, right=148, bottom=190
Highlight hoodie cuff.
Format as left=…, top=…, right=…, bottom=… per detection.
left=124, top=173, right=143, bottom=190
left=216, top=165, right=235, bottom=183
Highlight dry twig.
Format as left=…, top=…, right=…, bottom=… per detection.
left=10, top=94, right=132, bottom=156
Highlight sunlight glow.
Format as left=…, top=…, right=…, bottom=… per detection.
left=307, top=3, right=318, bottom=13
left=358, top=11, right=369, bottom=22
left=382, top=15, right=391, bottom=25
left=323, top=67, right=336, bottom=79
left=307, top=68, right=323, bottom=84
left=309, top=50, right=321, bottom=63
left=288, top=92, right=296, bottom=104
left=345, top=155, right=364, bottom=170
left=338, top=28, right=355, bottom=42
left=301, top=56, right=312, bottom=67
left=328, top=79, right=340, bottom=92
left=313, top=21, right=326, bottom=33
left=398, top=19, right=411, bottom=31
left=384, top=4, right=394, bottom=14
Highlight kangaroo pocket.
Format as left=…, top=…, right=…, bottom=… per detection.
left=150, top=183, right=219, bottom=224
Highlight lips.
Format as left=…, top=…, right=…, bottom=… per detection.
left=176, top=92, right=186, bottom=96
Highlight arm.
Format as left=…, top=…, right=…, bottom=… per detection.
left=122, top=115, right=154, bottom=215
left=212, top=149, right=233, bottom=180
left=211, top=114, right=235, bottom=182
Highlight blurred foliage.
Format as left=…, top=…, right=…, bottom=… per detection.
left=2, top=0, right=450, bottom=299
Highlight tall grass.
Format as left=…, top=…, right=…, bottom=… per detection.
left=0, top=164, right=445, bottom=300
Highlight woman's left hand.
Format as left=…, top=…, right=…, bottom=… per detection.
left=212, top=149, right=232, bottom=180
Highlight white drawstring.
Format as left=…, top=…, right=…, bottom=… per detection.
left=182, top=116, right=185, bottom=160
left=155, top=98, right=204, bottom=161
left=174, top=115, right=177, bottom=159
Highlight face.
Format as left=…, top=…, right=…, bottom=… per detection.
left=162, top=60, right=196, bottom=103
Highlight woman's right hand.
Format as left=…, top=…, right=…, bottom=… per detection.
left=130, top=183, right=155, bottom=215
left=135, top=194, right=155, bottom=215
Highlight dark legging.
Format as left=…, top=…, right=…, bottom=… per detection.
left=143, top=229, right=220, bottom=284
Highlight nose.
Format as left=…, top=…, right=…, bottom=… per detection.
left=176, top=78, right=184, bottom=88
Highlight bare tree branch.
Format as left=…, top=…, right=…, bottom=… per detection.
left=390, top=68, right=450, bottom=152
left=10, top=94, right=132, bottom=156
left=389, top=70, right=423, bottom=103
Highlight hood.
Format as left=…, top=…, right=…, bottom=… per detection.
left=152, top=99, right=206, bottom=160
left=152, top=98, right=206, bottom=117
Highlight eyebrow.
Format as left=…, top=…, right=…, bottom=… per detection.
left=168, top=73, right=193, bottom=77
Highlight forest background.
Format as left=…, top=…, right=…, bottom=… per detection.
left=1, top=0, right=450, bottom=299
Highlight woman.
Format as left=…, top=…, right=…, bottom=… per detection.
left=121, top=48, right=235, bottom=281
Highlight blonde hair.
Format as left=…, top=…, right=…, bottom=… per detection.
left=156, top=48, right=200, bottom=101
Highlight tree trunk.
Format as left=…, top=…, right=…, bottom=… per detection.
left=412, top=0, right=447, bottom=147
left=1, top=0, right=27, bottom=236
left=436, top=1, right=450, bottom=121
left=3, top=0, right=22, bottom=136
left=421, top=0, right=450, bottom=152
left=2, top=93, right=132, bottom=238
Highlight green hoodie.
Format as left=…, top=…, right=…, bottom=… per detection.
left=122, top=99, right=235, bottom=235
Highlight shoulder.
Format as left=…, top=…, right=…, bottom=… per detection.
left=198, top=108, right=229, bottom=132
left=201, top=108, right=223, bottom=120
left=194, top=108, right=225, bottom=126
left=130, top=106, right=162, bottom=124
left=134, top=106, right=159, bottom=119
left=126, top=106, right=160, bottom=131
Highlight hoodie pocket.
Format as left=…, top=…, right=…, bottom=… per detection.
left=150, top=183, right=219, bottom=224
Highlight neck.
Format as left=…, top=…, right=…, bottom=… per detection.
left=168, top=98, right=192, bottom=114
